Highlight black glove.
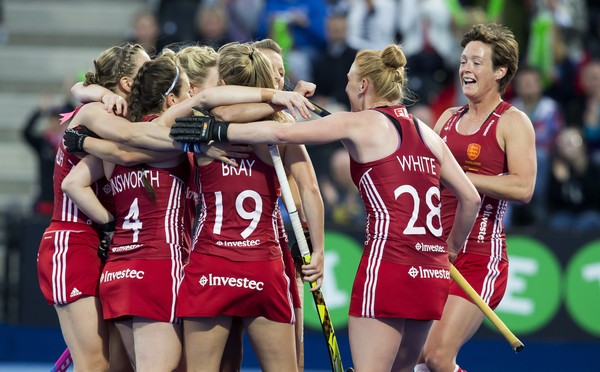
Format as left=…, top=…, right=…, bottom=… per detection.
left=97, top=220, right=115, bottom=262
left=63, top=125, right=99, bottom=153
left=170, top=115, right=230, bottom=144
left=290, top=230, right=313, bottom=265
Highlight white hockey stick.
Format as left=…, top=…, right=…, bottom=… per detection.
left=268, top=144, right=346, bottom=372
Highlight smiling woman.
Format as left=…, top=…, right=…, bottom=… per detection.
left=415, top=23, right=537, bottom=372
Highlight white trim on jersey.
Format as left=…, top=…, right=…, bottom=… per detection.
left=358, top=169, right=390, bottom=318
left=280, top=255, right=296, bottom=324
left=61, top=193, right=78, bottom=223
left=480, top=197, right=507, bottom=304
left=166, top=176, right=185, bottom=323
left=51, top=230, right=70, bottom=304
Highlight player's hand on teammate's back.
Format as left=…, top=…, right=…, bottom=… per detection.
left=63, top=125, right=99, bottom=153
left=202, top=143, right=253, bottom=167
left=97, top=220, right=115, bottom=262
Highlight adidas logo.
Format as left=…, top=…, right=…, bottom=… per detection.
left=70, top=287, right=82, bottom=298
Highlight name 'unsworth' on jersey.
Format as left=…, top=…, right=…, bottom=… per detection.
left=109, top=169, right=161, bottom=195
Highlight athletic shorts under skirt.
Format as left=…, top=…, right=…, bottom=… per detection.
left=449, top=252, right=508, bottom=310
left=37, top=224, right=102, bottom=305
left=349, top=257, right=450, bottom=320
left=100, top=258, right=181, bottom=323
left=177, top=254, right=295, bottom=324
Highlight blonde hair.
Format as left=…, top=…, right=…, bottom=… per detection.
left=168, top=45, right=219, bottom=87
left=218, top=42, right=286, bottom=122
left=252, top=38, right=282, bottom=54
left=354, top=44, right=408, bottom=103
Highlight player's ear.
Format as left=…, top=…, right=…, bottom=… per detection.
left=120, top=76, right=133, bottom=93
left=359, top=78, right=368, bottom=93
left=494, top=66, right=507, bottom=81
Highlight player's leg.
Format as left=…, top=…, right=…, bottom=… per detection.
left=55, top=296, right=109, bottom=372
left=107, top=321, right=134, bottom=372
left=220, top=316, right=243, bottom=372
left=244, top=316, right=298, bottom=372
left=114, top=318, right=136, bottom=369
left=348, top=316, right=403, bottom=372
left=184, top=316, right=233, bottom=372
left=420, top=295, right=484, bottom=372
left=392, top=319, right=432, bottom=372
left=131, top=317, right=182, bottom=372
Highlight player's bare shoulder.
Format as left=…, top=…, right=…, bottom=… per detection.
left=498, top=105, right=534, bottom=135
left=67, top=102, right=104, bottom=127
left=433, top=106, right=461, bottom=134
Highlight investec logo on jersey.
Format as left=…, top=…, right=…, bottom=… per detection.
left=100, top=268, right=145, bottom=283
left=216, top=239, right=261, bottom=247
left=110, top=169, right=160, bottom=195
left=408, top=266, right=450, bottom=279
left=199, top=273, right=264, bottom=291
left=415, top=242, right=445, bottom=253
left=477, top=203, right=494, bottom=243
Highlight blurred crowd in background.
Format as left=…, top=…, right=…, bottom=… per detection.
left=15, top=0, right=600, bottom=233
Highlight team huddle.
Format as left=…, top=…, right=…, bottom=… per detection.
left=37, top=22, right=535, bottom=372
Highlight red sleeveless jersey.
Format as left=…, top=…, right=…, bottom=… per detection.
left=191, top=152, right=282, bottom=262
left=350, top=106, right=447, bottom=268
left=107, top=161, right=190, bottom=261
left=51, top=105, right=112, bottom=227
left=438, top=102, right=511, bottom=262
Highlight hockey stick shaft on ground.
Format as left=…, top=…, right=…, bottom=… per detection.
left=50, top=347, right=72, bottom=372
left=450, top=264, right=524, bottom=352
left=268, top=145, right=345, bottom=372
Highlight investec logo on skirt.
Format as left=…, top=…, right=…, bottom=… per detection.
left=101, top=268, right=145, bottom=282
left=199, top=273, right=264, bottom=291
left=408, top=266, right=450, bottom=279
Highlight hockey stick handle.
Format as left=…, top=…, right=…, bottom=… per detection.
left=450, top=265, right=524, bottom=352
left=50, top=347, right=72, bottom=372
left=283, top=82, right=331, bottom=118
left=310, top=102, right=331, bottom=118
left=268, top=145, right=312, bottom=261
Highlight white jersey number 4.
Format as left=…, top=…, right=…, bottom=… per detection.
left=123, top=198, right=143, bottom=242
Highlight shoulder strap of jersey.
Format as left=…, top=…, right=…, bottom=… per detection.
left=495, top=101, right=512, bottom=115
left=372, top=107, right=403, bottom=143
left=412, top=115, right=426, bottom=145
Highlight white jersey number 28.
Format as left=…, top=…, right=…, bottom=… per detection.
left=394, top=185, right=442, bottom=237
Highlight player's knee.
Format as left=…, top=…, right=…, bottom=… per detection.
left=422, top=347, right=453, bottom=372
